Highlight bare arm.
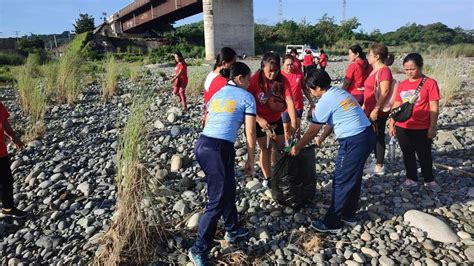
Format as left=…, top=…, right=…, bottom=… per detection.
left=388, top=100, right=402, bottom=137
left=244, top=115, right=257, bottom=176
left=285, top=96, right=298, bottom=129
left=303, top=87, right=314, bottom=109
left=319, top=125, right=333, bottom=142
left=291, top=123, right=322, bottom=155
left=428, top=100, right=439, bottom=139
left=370, top=80, right=390, bottom=121
left=3, top=120, right=24, bottom=149
left=342, top=78, right=352, bottom=90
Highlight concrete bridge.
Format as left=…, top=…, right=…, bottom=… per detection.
left=109, top=0, right=255, bottom=60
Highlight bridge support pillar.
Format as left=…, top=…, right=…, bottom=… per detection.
left=203, top=0, right=255, bottom=61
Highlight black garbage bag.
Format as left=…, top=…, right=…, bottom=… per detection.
left=271, top=145, right=316, bottom=208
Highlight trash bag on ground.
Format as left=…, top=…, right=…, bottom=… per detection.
left=271, top=145, right=316, bottom=208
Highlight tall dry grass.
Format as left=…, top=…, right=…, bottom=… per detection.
left=56, top=50, right=82, bottom=104
left=186, top=67, right=208, bottom=98
left=425, top=51, right=463, bottom=105
left=102, top=54, right=120, bottom=102
left=41, top=62, right=58, bottom=97
left=16, top=55, right=47, bottom=138
left=94, top=95, right=163, bottom=264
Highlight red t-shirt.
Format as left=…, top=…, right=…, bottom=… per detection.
left=303, top=54, right=314, bottom=67
left=174, top=62, right=188, bottom=88
left=395, top=77, right=440, bottom=130
left=0, top=102, right=10, bottom=158
left=319, top=54, right=328, bottom=67
left=292, top=56, right=303, bottom=74
left=248, top=71, right=292, bottom=123
left=345, top=59, right=372, bottom=96
left=363, top=66, right=393, bottom=116
left=204, top=75, right=227, bottom=106
left=281, top=71, right=304, bottom=110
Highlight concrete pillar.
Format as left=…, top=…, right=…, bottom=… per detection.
left=203, top=0, right=255, bottom=61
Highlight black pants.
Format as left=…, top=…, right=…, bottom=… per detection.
left=395, top=126, right=434, bottom=182
left=374, top=115, right=388, bottom=165
left=0, top=156, right=14, bottom=209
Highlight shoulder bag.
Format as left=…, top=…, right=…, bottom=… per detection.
left=389, top=76, right=427, bottom=122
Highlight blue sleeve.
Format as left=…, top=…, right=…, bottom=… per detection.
left=244, top=93, right=256, bottom=116
left=312, top=97, right=332, bottom=124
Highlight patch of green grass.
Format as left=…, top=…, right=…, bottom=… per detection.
left=102, top=54, right=120, bottom=102
left=0, top=52, right=25, bottom=66
left=186, top=67, right=208, bottom=98
left=56, top=49, right=82, bottom=104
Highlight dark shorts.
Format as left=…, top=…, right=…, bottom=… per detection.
left=256, top=118, right=284, bottom=138
left=281, top=109, right=303, bottom=123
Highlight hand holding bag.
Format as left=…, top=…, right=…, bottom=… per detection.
left=389, top=76, right=427, bottom=122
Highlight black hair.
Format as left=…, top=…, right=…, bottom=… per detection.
left=349, top=44, right=369, bottom=70
left=282, top=54, right=294, bottom=63
left=258, top=52, right=284, bottom=95
left=369, top=43, right=394, bottom=66
left=229, top=62, right=251, bottom=81
left=305, top=69, right=332, bottom=90
left=290, top=48, right=298, bottom=55
left=320, top=49, right=325, bottom=54
left=215, top=47, right=236, bottom=79
left=403, top=53, right=424, bottom=68
left=214, top=47, right=237, bottom=70
left=174, top=51, right=186, bottom=65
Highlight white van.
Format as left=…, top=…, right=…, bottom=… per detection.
left=286, top=44, right=320, bottom=60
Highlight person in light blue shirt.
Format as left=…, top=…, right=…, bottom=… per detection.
left=290, top=69, right=375, bottom=234
left=202, top=80, right=256, bottom=143
left=189, top=62, right=257, bottom=266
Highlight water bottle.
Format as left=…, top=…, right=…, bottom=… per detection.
left=388, top=137, right=396, bottom=162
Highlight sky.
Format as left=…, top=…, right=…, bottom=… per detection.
left=0, top=0, right=472, bottom=37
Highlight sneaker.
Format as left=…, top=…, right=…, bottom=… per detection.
left=188, top=250, right=209, bottom=266
left=373, top=164, right=385, bottom=175
left=262, top=179, right=271, bottom=189
left=401, top=179, right=418, bottom=189
left=310, top=219, right=342, bottom=234
left=341, top=216, right=357, bottom=226
left=0, top=207, right=27, bottom=218
left=364, top=160, right=376, bottom=174
left=425, top=181, right=442, bottom=193
left=224, top=227, right=250, bottom=242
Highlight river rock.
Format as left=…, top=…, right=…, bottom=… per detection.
left=187, top=213, right=201, bottom=229
left=404, top=210, right=459, bottom=243
left=170, top=155, right=182, bottom=172
left=465, top=246, right=474, bottom=262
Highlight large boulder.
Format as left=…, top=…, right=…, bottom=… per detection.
left=404, top=210, right=459, bottom=243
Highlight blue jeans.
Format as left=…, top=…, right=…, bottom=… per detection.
left=191, top=135, right=238, bottom=255
left=323, top=126, right=375, bottom=228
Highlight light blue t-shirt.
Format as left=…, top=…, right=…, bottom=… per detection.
left=202, top=82, right=256, bottom=143
left=312, top=87, right=371, bottom=139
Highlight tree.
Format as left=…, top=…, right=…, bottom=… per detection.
left=74, top=13, right=95, bottom=34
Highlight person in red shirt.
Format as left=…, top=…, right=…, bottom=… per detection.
left=363, top=43, right=394, bottom=175
left=204, top=47, right=237, bottom=106
left=303, top=49, right=314, bottom=77
left=170, top=51, right=188, bottom=112
left=289, top=48, right=303, bottom=74
left=342, top=45, right=372, bottom=105
left=0, top=101, right=26, bottom=218
left=389, top=53, right=441, bottom=192
left=203, top=47, right=237, bottom=125
left=248, top=52, right=297, bottom=185
left=281, top=54, right=314, bottom=141
left=319, top=50, right=328, bottom=71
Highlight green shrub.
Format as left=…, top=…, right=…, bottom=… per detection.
left=102, top=54, right=120, bottom=102
left=0, top=52, right=25, bottom=66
